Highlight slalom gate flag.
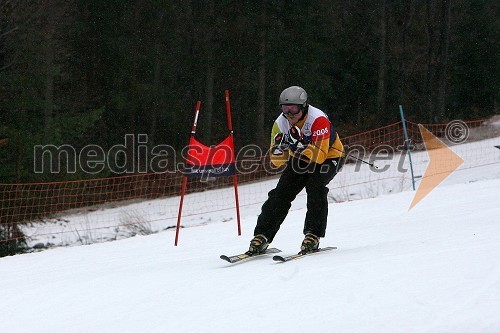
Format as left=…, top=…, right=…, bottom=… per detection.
left=175, top=90, right=242, bottom=246
left=184, top=135, right=236, bottom=178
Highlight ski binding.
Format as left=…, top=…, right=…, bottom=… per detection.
left=220, top=247, right=281, bottom=264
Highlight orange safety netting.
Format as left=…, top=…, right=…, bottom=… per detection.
left=1, top=119, right=498, bottom=249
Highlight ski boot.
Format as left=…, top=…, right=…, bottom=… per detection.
left=300, top=233, right=320, bottom=254
left=246, top=234, right=269, bottom=255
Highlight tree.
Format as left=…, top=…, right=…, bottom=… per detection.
left=376, top=0, right=388, bottom=121
left=0, top=0, right=104, bottom=182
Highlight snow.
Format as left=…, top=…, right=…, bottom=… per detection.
left=1, top=161, right=500, bottom=332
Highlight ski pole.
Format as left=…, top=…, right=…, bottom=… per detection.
left=332, top=146, right=378, bottom=169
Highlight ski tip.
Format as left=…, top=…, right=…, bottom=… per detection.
left=220, top=255, right=231, bottom=263
left=272, top=255, right=286, bottom=262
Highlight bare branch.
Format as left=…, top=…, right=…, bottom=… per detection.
left=0, top=25, right=18, bottom=38
left=0, top=54, right=18, bottom=70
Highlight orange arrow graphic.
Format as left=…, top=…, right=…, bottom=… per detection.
left=409, top=125, right=464, bottom=210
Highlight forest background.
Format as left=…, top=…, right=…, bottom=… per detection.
left=0, top=0, right=498, bottom=183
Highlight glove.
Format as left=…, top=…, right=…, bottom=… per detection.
left=288, top=126, right=307, bottom=153
left=271, top=132, right=290, bottom=155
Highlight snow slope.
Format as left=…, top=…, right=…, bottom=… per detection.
left=1, top=164, right=499, bottom=333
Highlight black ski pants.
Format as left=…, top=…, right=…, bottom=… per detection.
left=254, top=156, right=344, bottom=242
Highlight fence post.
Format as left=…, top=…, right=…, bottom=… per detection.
left=399, top=105, right=416, bottom=191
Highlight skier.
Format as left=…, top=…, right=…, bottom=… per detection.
left=247, top=86, right=345, bottom=255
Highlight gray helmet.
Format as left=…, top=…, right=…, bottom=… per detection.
left=279, top=86, right=308, bottom=107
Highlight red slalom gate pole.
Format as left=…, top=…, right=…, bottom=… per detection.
left=225, top=90, right=242, bottom=236
left=174, top=176, right=188, bottom=246
left=175, top=101, right=202, bottom=246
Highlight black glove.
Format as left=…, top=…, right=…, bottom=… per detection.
left=288, top=126, right=307, bottom=153
left=271, top=132, right=290, bottom=155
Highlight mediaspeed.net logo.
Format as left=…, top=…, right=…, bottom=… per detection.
left=409, top=121, right=468, bottom=210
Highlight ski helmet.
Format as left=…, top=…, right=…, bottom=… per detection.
left=279, top=86, right=308, bottom=107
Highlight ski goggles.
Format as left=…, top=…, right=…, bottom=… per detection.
left=281, top=104, right=301, bottom=115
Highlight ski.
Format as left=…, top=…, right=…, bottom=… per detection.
left=272, top=246, right=337, bottom=263
left=220, top=248, right=281, bottom=264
